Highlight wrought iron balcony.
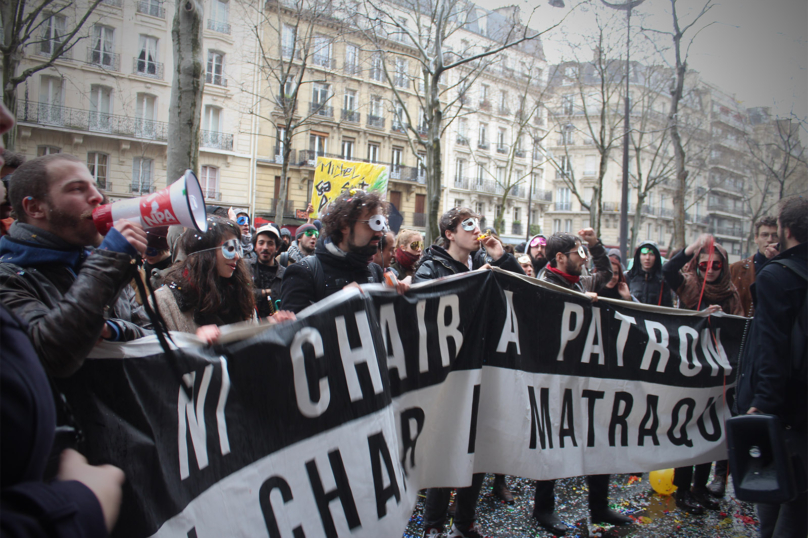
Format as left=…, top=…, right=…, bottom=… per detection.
left=130, top=183, right=157, bottom=194
left=532, top=189, right=553, bottom=203
left=17, top=101, right=169, bottom=141
left=512, top=222, right=523, bottom=235
left=367, top=115, right=384, bottom=129
left=269, top=198, right=296, bottom=218
left=342, top=109, right=360, bottom=123
left=200, top=130, right=234, bottom=151
left=101, top=0, right=122, bottom=6
left=309, top=102, right=333, bottom=118
left=344, top=63, right=361, bottom=76
left=413, top=212, right=426, bottom=227
left=497, top=107, right=510, bottom=116
left=496, top=145, right=508, bottom=154
left=207, top=19, right=231, bottom=34
left=554, top=202, right=572, bottom=211
left=515, top=149, right=525, bottom=158
left=299, top=150, right=339, bottom=166
left=132, top=57, right=164, bottom=80
left=272, top=145, right=296, bottom=164
left=275, top=95, right=296, bottom=110
left=87, top=48, right=120, bottom=71
left=456, top=136, right=468, bottom=146
left=477, top=142, right=488, bottom=150
left=205, top=72, right=227, bottom=87
left=281, top=46, right=301, bottom=60
left=394, top=77, right=409, bottom=89
left=203, top=189, right=222, bottom=201
left=454, top=177, right=469, bottom=189
left=136, top=0, right=165, bottom=18
left=391, top=123, right=406, bottom=134
left=369, top=68, right=383, bottom=82
left=312, top=56, right=337, bottom=69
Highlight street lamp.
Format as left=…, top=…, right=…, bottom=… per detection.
left=600, top=0, right=645, bottom=263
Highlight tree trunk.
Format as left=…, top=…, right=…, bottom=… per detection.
left=630, top=191, right=645, bottom=254
left=166, top=0, right=205, bottom=186
left=425, top=69, right=442, bottom=245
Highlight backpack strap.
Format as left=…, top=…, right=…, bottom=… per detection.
left=298, top=255, right=326, bottom=303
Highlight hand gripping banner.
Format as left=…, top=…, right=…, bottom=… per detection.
left=58, top=268, right=745, bottom=538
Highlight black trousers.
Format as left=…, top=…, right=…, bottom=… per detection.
left=673, top=463, right=712, bottom=491
left=533, top=474, right=611, bottom=514
left=424, top=473, right=486, bottom=529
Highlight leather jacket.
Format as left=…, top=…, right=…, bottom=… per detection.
left=730, top=253, right=763, bottom=317
left=538, top=241, right=612, bottom=293
left=413, top=245, right=523, bottom=283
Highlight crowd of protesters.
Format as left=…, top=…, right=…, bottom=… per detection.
left=0, top=97, right=805, bottom=538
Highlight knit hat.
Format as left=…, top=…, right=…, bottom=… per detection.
left=296, top=223, right=318, bottom=238
left=280, top=227, right=291, bottom=237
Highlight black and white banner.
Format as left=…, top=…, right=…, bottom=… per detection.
left=59, top=268, right=745, bottom=538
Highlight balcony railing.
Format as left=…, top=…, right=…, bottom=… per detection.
left=367, top=115, right=384, bottom=129
left=477, top=142, right=488, bottom=150
left=708, top=177, right=745, bottom=195
left=514, top=149, right=525, bottom=158
left=269, top=198, right=296, bottom=218
left=309, top=102, right=334, bottom=118
left=207, top=19, right=231, bottom=34
left=454, top=177, right=469, bottom=189
left=130, top=183, right=157, bottom=194
left=132, top=57, right=164, bottom=80
left=496, top=145, right=508, bottom=154
left=101, top=0, right=123, bottom=6
left=17, top=101, right=169, bottom=141
left=369, top=68, right=383, bottom=82
left=299, top=150, right=340, bottom=166
left=389, top=165, right=423, bottom=183
left=344, top=63, right=361, bottom=76
left=554, top=202, right=572, bottom=211
left=659, top=207, right=675, bottom=219
left=272, top=146, right=296, bottom=164
left=200, top=130, right=234, bottom=151
left=391, top=122, right=406, bottom=134
left=413, top=212, right=427, bottom=227
left=312, top=56, right=337, bottom=69
left=512, top=222, right=523, bottom=235
left=456, top=136, right=468, bottom=146
left=87, top=48, right=120, bottom=71
left=275, top=95, right=296, bottom=110
left=709, top=225, right=745, bottom=237
left=555, top=171, right=570, bottom=180
left=394, top=77, right=409, bottom=89
left=532, top=189, right=553, bottom=202
left=602, top=202, right=620, bottom=212
left=203, top=189, right=222, bottom=201
left=136, top=1, right=165, bottom=18
left=497, top=107, right=510, bottom=116
left=281, top=47, right=301, bottom=60
left=205, top=73, right=227, bottom=87
left=341, top=109, right=360, bottom=123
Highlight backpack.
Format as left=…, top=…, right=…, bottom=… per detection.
left=772, top=258, right=808, bottom=382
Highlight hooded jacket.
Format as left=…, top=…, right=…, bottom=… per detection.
left=413, top=244, right=523, bottom=283
left=626, top=240, right=673, bottom=307
left=527, top=234, right=549, bottom=276
left=0, top=223, right=151, bottom=377
left=661, top=242, right=743, bottom=315
left=280, top=238, right=383, bottom=314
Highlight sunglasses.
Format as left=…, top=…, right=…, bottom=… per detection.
left=565, top=245, right=588, bottom=259
left=236, top=216, right=249, bottom=226
left=358, top=214, right=388, bottom=232
left=188, top=238, right=244, bottom=260
left=530, top=237, right=546, bottom=247
left=409, top=240, right=424, bottom=251
left=640, top=247, right=654, bottom=255
left=303, top=229, right=319, bottom=238
left=145, top=246, right=160, bottom=257
left=460, top=217, right=480, bottom=232
left=698, top=261, right=722, bottom=272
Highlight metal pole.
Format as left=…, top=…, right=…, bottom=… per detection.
left=619, top=7, right=632, bottom=263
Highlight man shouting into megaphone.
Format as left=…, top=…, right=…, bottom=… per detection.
left=0, top=154, right=152, bottom=378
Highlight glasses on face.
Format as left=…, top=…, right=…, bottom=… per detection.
left=358, top=214, right=388, bottom=232
left=303, top=229, right=319, bottom=238
left=236, top=216, right=249, bottom=226
left=460, top=217, right=480, bottom=232
left=145, top=247, right=160, bottom=257
left=640, top=247, right=654, bottom=255
left=565, top=245, right=588, bottom=259
left=698, top=261, right=722, bottom=272
left=409, top=240, right=424, bottom=251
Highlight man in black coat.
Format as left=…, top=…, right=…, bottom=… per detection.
left=417, top=207, right=523, bottom=538
left=280, top=190, right=406, bottom=314
left=625, top=240, right=673, bottom=307
left=249, top=224, right=285, bottom=317
left=0, top=153, right=150, bottom=378
left=736, top=196, right=807, bottom=538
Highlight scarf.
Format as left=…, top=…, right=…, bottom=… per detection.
left=394, top=247, right=420, bottom=270
left=676, top=243, right=743, bottom=315
left=546, top=264, right=580, bottom=285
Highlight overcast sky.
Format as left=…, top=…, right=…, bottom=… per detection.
left=475, top=0, right=808, bottom=126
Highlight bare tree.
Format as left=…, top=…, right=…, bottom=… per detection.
left=166, top=0, right=205, bottom=184
left=355, top=0, right=562, bottom=243
left=0, top=0, right=103, bottom=149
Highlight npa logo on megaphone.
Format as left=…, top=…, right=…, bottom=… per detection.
left=93, top=169, right=208, bottom=234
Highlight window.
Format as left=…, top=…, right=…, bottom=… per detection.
left=646, top=223, right=652, bottom=240
left=476, top=163, right=486, bottom=186
left=564, top=219, right=572, bottom=233
left=561, top=125, right=574, bottom=145
left=562, top=94, right=574, bottom=115
left=200, top=166, right=220, bottom=199
left=392, top=103, right=405, bottom=130
left=478, top=123, right=487, bottom=147
left=553, top=219, right=561, bottom=233
left=91, top=25, right=115, bottom=68
left=39, top=75, right=63, bottom=125
left=344, top=89, right=357, bottom=115
left=138, top=0, right=164, bottom=18
left=282, top=25, right=296, bottom=58
left=310, top=133, right=327, bottom=157
left=479, top=84, right=489, bottom=105
left=417, top=152, right=426, bottom=182
left=497, top=128, right=507, bottom=150
left=499, top=90, right=508, bottom=111
left=312, top=83, right=329, bottom=106
left=455, top=159, right=465, bottom=181
left=137, top=35, right=159, bottom=77
left=513, top=207, right=520, bottom=222
left=370, top=53, right=383, bottom=81
left=37, top=146, right=61, bottom=156
left=281, top=75, right=296, bottom=98
left=210, top=0, right=229, bottom=33
left=89, top=85, right=112, bottom=132
left=342, top=138, right=354, bottom=159
left=454, top=199, right=464, bottom=208
left=556, top=187, right=571, bottom=210
left=40, top=14, right=65, bottom=55
left=495, top=204, right=502, bottom=219
left=394, top=58, right=408, bottom=88
left=202, top=105, right=226, bottom=148
left=275, top=127, right=286, bottom=160
left=560, top=156, right=572, bottom=175
left=563, top=66, right=578, bottom=85
left=457, top=118, right=468, bottom=141
left=475, top=202, right=485, bottom=216
left=345, top=44, right=358, bottom=74
left=584, top=155, right=597, bottom=176
left=313, top=35, right=332, bottom=68
left=203, top=105, right=222, bottom=132
left=391, top=147, right=402, bottom=172
left=132, top=157, right=154, bottom=193
left=496, top=166, right=505, bottom=186
left=370, top=96, right=382, bottom=118
left=135, top=93, right=156, bottom=138
left=368, top=143, right=380, bottom=163
left=87, top=152, right=109, bottom=189
left=206, top=51, right=225, bottom=86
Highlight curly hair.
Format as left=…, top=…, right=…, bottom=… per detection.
left=162, top=216, right=255, bottom=325
left=395, top=229, right=422, bottom=250
left=779, top=196, right=808, bottom=244
left=754, top=216, right=777, bottom=235
left=321, top=190, right=385, bottom=245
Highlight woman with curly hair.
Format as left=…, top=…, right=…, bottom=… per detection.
left=153, top=216, right=292, bottom=344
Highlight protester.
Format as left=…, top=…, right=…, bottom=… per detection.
left=0, top=100, right=125, bottom=538
left=1, top=149, right=24, bottom=236
left=598, top=249, right=633, bottom=301
left=250, top=224, right=285, bottom=317
left=527, top=234, right=548, bottom=276
left=416, top=207, right=522, bottom=538
left=626, top=240, right=673, bottom=307
left=390, top=228, right=423, bottom=279
left=279, top=227, right=291, bottom=252
left=284, top=223, right=318, bottom=265
left=0, top=153, right=150, bottom=377
left=533, top=230, right=627, bottom=535
left=518, top=254, right=534, bottom=277
left=735, top=196, right=807, bottom=538
left=372, top=230, right=396, bottom=270
left=730, top=216, right=779, bottom=318
left=280, top=190, right=406, bottom=314
left=661, top=234, right=744, bottom=514
left=232, top=210, right=255, bottom=261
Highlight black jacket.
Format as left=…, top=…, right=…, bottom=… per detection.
left=280, top=239, right=383, bottom=314
left=413, top=245, right=524, bottom=283
left=0, top=223, right=151, bottom=377
left=735, top=242, right=807, bottom=430
left=1, top=304, right=107, bottom=538
left=626, top=240, right=673, bottom=307
left=249, top=260, right=285, bottom=317
left=538, top=241, right=612, bottom=293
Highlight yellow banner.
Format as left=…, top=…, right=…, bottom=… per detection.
left=310, top=157, right=388, bottom=217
